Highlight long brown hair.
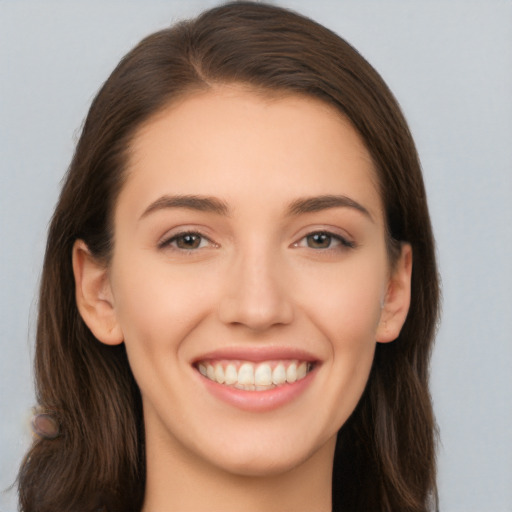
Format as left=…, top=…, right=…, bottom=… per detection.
left=18, top=2, right=440, bottom=511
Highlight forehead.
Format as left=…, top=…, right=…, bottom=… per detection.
left=120, top=86, right=383, bottom=222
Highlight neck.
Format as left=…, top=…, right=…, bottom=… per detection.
left=141, top=425, right=336, bottom=512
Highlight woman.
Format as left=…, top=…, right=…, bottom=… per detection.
left=18, top=2, right=439, bottom=511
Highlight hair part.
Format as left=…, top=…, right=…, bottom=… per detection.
left=18, top=3, right=440, bottom=511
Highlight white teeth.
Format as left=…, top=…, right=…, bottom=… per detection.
left=238, top=363, right=254, bottom=385
left=272, top=363, right=286, bottom=385
left=254, top=363, right=272, bottom=386
left=297, top=362, right=307, bottom=380
left=198, top=359, right=313, bottom=390
left=214, top=364, right=225, bottom=384
left=286, top=362, right=297, bottom=383
left=224, top=364, right=238, bottom=385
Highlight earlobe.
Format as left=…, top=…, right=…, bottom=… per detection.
left=72, top=240, right=123, bottom=345
left=376, top=243, right=412, bottom=343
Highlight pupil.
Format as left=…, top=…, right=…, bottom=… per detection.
left=179, top=234, right=200, bottom=249
left=309, top=233, right=330, bottom=248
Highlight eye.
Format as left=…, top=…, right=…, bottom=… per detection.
left=294, top=231, right=355, bottom=250
left=159, top=231, right=215, bottom=251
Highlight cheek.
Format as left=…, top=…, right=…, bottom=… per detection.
left=298, top=257, right=387, bottom=345
left=314, top=277, right=381, bottom=378
left=109, top=253, right=219, bottom=361
left=296, top=258, right=386, bottom=419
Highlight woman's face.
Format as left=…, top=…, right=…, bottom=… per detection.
left=89, top=86, right=410, bottom=477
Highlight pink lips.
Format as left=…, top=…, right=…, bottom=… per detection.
left=194, top=346, right=318, bottom=364
left=192, top=347, right=319, bottom=412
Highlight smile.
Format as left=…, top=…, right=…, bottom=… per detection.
left=196, top=360, right=314, bottom=391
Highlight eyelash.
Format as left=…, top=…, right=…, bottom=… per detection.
left=293, top=231, right=356, bottom=251
left=158, top=231, right=216, bottom=252
left=159, top=230, right=355, bottom=253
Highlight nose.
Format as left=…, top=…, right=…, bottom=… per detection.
left=218, top=247, right=294, bottom=332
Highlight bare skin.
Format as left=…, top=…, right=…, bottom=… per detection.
left=73, top=86, right=412, bottom=511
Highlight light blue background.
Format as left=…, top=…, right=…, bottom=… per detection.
left=1, top=1, right=511, bottom=511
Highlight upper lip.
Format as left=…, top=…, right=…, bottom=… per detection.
left=192, top=346, right=319, bottom=364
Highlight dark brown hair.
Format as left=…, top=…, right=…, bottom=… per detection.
left=18, top=2, right=440, bottom=511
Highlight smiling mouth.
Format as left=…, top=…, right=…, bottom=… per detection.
left=195, top=360, right=315, bottom=391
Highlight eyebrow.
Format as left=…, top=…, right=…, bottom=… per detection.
left=286, top=195, right=373, bottom=221
left=140, top=194, right=230, bottom=219
left=139, top=193, right=372, bottom=221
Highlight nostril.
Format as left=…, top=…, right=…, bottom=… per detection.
left=218, top=291, right=294, bottom=330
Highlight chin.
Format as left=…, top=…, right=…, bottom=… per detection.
left=211, top=449, right=315, bottom=478
left=196, top=427, right=337, bottom=479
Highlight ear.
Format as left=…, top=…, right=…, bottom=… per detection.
left=376, top=243, right=412, bottom=343
left=72, top=240, right=123, bottom=345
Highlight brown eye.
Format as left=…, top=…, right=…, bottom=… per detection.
left=159, top=231, right=214, bottom=251
left=175, top=233, right=203, bottom=249
left=306, top=233, right=333, bottom=249
left=293, top=231, right=355, bottom=251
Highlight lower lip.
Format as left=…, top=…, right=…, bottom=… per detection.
left=197, top=368, right=317, bottom=412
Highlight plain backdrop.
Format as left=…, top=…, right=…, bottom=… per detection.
left=1, top=1, right=511, bottom=511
